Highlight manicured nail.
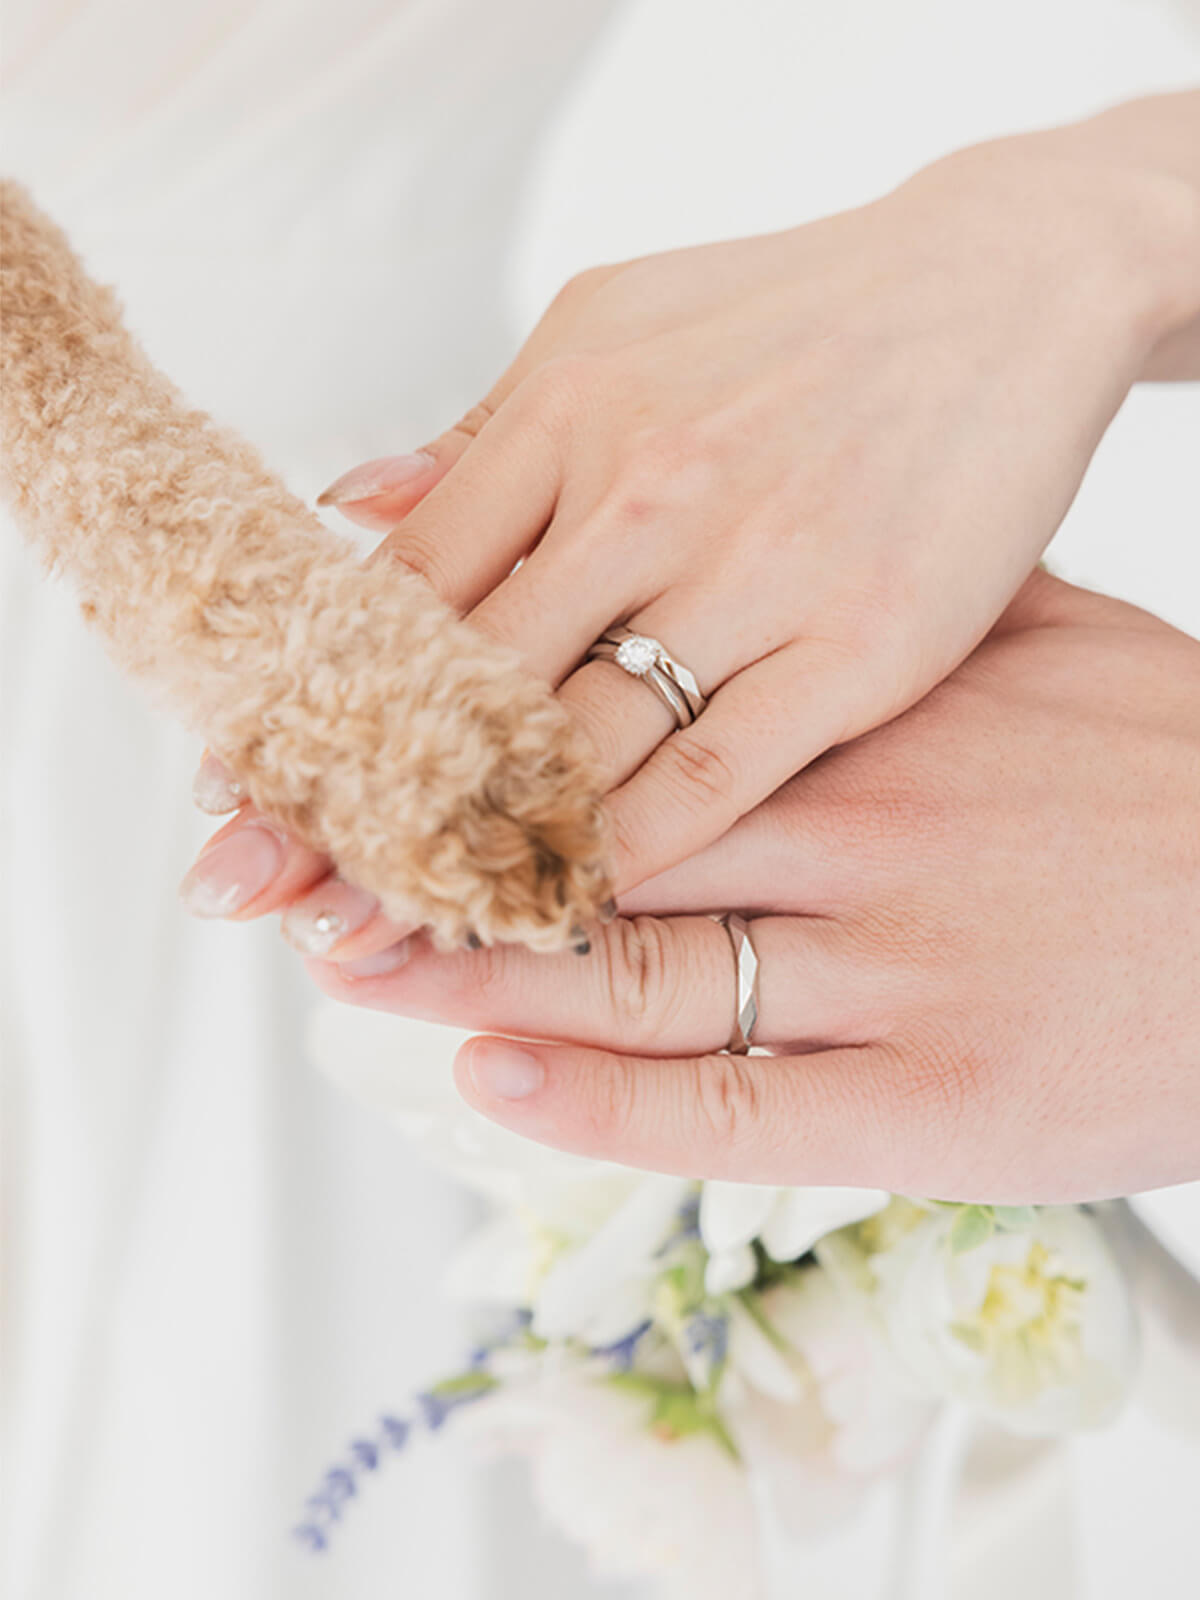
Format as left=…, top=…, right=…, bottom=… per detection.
left=466, top=1041, right=545, bottom=1101
left=179, top=822, right=285, bottom=917
left=282, top=880, right=380, bottom=956
left=340, top=940, right=412, bottom=978
left=192, top=752, right=246, bottom=815
left=316, top=452, right=436, bottom=507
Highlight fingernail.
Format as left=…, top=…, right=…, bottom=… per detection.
left=466, top=1041, right=545, bottom=1101
left=316, top=452, right=436, bottom=507
left=282, top=880, right=380, bottom=956
left=340, top=940, right=412, bottom=978
left=192, top=752, right=246, bottom=815
left=179, top=822, right=285, bottom=917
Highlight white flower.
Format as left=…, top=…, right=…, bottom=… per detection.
left=445, top=1173, right=696, bottom=1347
left=722, top=1271, right=934, bottom=1537
left=699, top=1182, right=889, bottom=1295
left=531, top=1174, right=695, bottom=1345
left=456, top=1363, right=763, bottom=1600
left=862, top=1205, right=1139, bottom=1434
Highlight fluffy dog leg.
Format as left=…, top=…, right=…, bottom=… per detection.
left=0, top=180, right=610, bottom=950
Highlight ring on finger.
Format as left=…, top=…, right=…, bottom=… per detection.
left=587, top=625, right=707, bottom=728
left=714, top=911, right=760, bottom=1054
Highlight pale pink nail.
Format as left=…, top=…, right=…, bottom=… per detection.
left=316, top=452, right=436, bottom=507
left=340, top=940, right=412, bottom=978
left=465, top=1041, right=545, bottom=1101
left=282, top=880, right=380, bottom=956
left=179, top=823, right=285, bottom=917
left=192, top=751, right=246, bottom=815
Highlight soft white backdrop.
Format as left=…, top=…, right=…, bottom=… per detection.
left=2, top=2, right=1198, bottom=1597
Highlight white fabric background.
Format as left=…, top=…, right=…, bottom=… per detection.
left=2, top=2, right=1198, bottom=1597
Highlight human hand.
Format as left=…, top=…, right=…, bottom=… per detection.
left=308, top=112, right=1198, bottom=900
left=301, top=575, right=1200, bottom=1203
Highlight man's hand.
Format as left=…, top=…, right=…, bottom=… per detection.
left=305, top=575, right=1200, bottom=1204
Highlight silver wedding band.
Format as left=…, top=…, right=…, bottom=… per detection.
left=587, top=625, right=707, bottom=729
left=716, top=911, right=759, bottom=1054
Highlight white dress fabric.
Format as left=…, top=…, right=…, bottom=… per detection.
left=2, top=3, right=1199, bottom=1598
left=0, top=5, right=620, bottom=1598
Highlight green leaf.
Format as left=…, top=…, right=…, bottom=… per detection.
left=949, top=1205, right=995, bottom=1255
left=606, top=1373, right=741, bottom=1461
left=429, top=1370, right=499, bottom=1400
left=992, top=1206, right=1038, bottom=1231
left=735, top=1289, right=795, bottom=1355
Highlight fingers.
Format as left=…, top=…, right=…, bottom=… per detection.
left=544, top=593, right=765, bottom=784
left=179, top=806, right=330, bottom=920
left=463, top=528, right=651, bottom=686
left=183, top=791, right=415, bottom=954
left=615, top=779, right=850, bottom=917
left=605, top=640, right=873, bottom=892
left=280, top=873, right=412, bottom=962
left=367, top=369, right=575, bottom=613
left=306, top=912, right=883, bottom=1056
left=316, top=449, right=452, bottom=533
left=452, top=1034, right=930, bottom=1189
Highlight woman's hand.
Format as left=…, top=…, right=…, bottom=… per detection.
left=302, top=576, right=1200, bottom=1204
left=309, top=103, right=1198, bottom=898
left=180, top=94, right=1200, bottom=946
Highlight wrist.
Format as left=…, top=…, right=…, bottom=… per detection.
left=1049, top=102, right=1200, bottom=371
left=906, top=113, right=1200, bottom=380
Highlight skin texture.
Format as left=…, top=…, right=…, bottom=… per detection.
left=305, top=575, right=1200, bottom=1204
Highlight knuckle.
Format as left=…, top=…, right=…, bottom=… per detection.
left=659, top=735, right=740, bottom=826
left=451, top=397, right=496, bottom=441
left=579, top=1052, right=640, bottom=1147
left=602, top=914, right=674, bottom=1035
left=691, top=1054, right=763, bottom=1152
left=380, top=531, right=449, bottom=593
left=619, top=423, right=713, bottom=496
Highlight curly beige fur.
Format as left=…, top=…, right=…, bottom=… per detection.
left=0, top=181, right=611, bottom=951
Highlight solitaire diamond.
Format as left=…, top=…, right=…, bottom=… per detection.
left=614, top=634, right=659, bottom=676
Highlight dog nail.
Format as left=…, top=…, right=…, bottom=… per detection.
left=465, top=932, right=483, bottom=950
left=598, top=898, right=618, bottom=924
left=192, top=752, right=245, bottom=814
left=179, top=822, right=285, bottom=917
left=316, top=452, right=436, bottom=506
left=282, top=880, right=379, bottom=956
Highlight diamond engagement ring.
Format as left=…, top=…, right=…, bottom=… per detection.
left=716, top=912, right=759, bottom=1054
left=587, top=625, right=707, bottom=728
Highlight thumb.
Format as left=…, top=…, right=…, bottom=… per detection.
left=452, top=1033, right=929, bottom=1192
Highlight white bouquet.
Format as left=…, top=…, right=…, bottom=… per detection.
left=293, top=1007, right=1160, bottom=1595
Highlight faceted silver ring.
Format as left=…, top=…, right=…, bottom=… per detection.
left=587, top=625, right=707, bottom=729
left=716, top=911, right=759, bottom=1055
